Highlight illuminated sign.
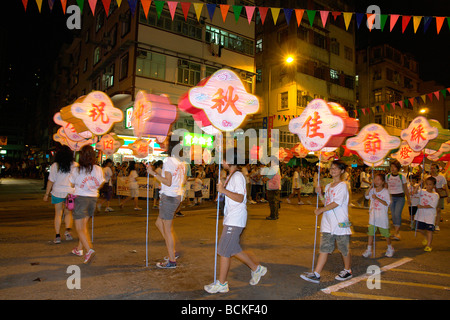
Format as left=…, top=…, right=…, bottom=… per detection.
left=125, top=106, right=134, bottom=129
left=183, top=133, right=214, bottom=148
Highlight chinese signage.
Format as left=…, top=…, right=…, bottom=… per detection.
left=401, top=116, right=438, bottom=152
left=183, top=133, right=214, bottom=149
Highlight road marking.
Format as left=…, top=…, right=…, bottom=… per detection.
left=321, top=257, right=413, bottom=294
left=379, top=280, right=450, bottom=290
left=330, top=291, right=415, bottom=300
left=391, top=269, right=450, bottom=278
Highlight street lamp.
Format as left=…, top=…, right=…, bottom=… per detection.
left=285, top=55, right=295, bottom=64
left=419, top=107, right=429, bottom=114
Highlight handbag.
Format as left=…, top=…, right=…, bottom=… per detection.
left=66, top=194, right=77, bottom=211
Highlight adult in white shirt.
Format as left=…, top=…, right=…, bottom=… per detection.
left=429, top=164, right=449, bottom=230
left=69, top=146, right=105, bottom=264
left=148, top=139, right=186, bottom=269
left=97, top=159, right=114, bottom=212
left=119, top=161, right=141, bottom=210
left=287, top=165, right=304, bottom=205
left=43, top=145, right=77, bottom=244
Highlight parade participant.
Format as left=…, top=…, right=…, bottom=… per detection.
left=287, top=165, right=304, bottom=205
left=119, top=161, right=141, bottom=211
left=265, top=157, right=282, bottom=220
left=300, top=161, right=352, bottom=284
left=416, top=176, right=439, bottom=252
left=69, top=145, right=105, bottom=264
left=204, top=150, right=267, bottom=294
left=351, top=166, right=371, bottom=208
left=43, top=145, right=77, bottom=244
left=408, top=175, right=420, bottom=229
left=362, top=173, right=394, bottom=258
left=152, top=160, right=163, bottom=209
left=97, top=159, right=114, bottom=212
left=193, top=172, right=203, bottom=206
left=429, top=163, right=449, bottom=231
left=147, top=139, right=186, bottom=269
left=386, top=160, right=411, bottom=240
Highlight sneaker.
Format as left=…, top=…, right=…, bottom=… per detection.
left=362, top=248, right=372, bottom=258
left=53, top=236, right=61, bottom=244
left=385, top=246, right=395, bottom=258
left=204, top=280, right=229, bottom=294
left=175, top=212, right=184, bottom=217
left=265, top=216, right=277, bottom=220
left=72, top=247, right=83, bottom=257
left=393, top=233, right=401, bottom=240
left=435, top=226, right=440, bottom=231
left=286, top=198, right=291, bottom=204
left=250, top=265, right=267, bottom=285
left=335, top=270, right=352, bottom=281
left=422, top=239, right=428, bottom=246
left=156, top=260, right=176, bottom=269
left=152, top=205, right=159, bottom=209
left=64, top=231, right=73, bottom=241
left=84, top=249, right=96, bottom=264
left=105, top=207, right=114, bottom=212
left=134, top=207, right=142, bottom=211
left=298, top=201, right=305, bottom=205
left=300, top=272, right=320, bottom=284
left=424, top=246, right=432, bottom=252
left=249, top=200, right=256, bottom=204
left=164, top=252, right=180, bottom=261
left=260, top=199, right=268, bottom=203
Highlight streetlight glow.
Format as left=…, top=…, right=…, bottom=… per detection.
left=285, top=56, right=294, bottom=64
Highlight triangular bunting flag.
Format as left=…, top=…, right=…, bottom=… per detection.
left=319, top=10, right=329, bottom=28
left=284, top=8, right=293, bottom=25
left=220, top=4, right=230, bottom=22
left=154, top=0, right=164, bottom=19
left=356, top=13, right=364, bottom=29
left=306, top=10, right=316, bottom=27
left=413, top=16, right=422, bottom=33
left=398, top=100, right=404, bottom=109
left=140, top=0, right=151, bottom=19
left=386, top=103, right=391, bottom=111
left=206, top=3, right=216, bottom=21
left=343, top=12, right=352, bottom=30
left=22, top=0, right=28, bottom=11
left=245, top=6, right=255, bottom=24
left=271, top=7, right=281, bottom=25
left=192, top=2, right=203, bottom=21
left=391, top=102, right=396, bottom=110
left=48, top=0, right=55, bottom=11
left=36, top=0, right=43, bottom=13
left=181, top=2, right=191, bottom=21
left=233, top=5, right=243, bottom=23
left=404, top=99, right=409, bottom=107
left=128, top=0, right=137, bottom=16
left=434, top=91, right=440, bottom=100
left=380, top=14, right=388, bottom=31
left=60, top=0, right=67, bottom=14
left=448, top=87, right=450, bottom=94
left=441, top=89, right=447, bottom=99
left=436, top=16, right=445, bottom=34
left=116, top=0, right=122, bottom=8
left=88, top=0, right=97, bottom=15
left=167, top=1, right=178, bottom=20
left=402, top=15, right=411, bottom=33
left=102, top=0, right=111, bottom=16
left=423, top=16, right=432, bottom=33
left=367, top=13, right=376, bottom=31
left=259, top=7, right=269, bottom=25
left=371, top=107, right=377, bottom=114
left=381, top=105, right=385, bottom=112
left=390, top=14, right=400, bottom=32
left=361, top=108, right=366, bottom=115
left=294, top=9, right=304, bottom=27
left=409, top=97, right=415, bottom=107
left=331, top=11, right=341, bottom=20
left=427, top=93, right=433, bottom=101
left=421, top=95, right=426, bottom=103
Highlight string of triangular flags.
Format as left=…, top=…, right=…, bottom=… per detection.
left=22, top=0, right=450, bottom=35
left=275, top=87, right=450, bottom=122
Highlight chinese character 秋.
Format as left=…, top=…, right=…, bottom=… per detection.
left=363, top=133, right=381, bottom=155
left=411, top=124, right=426, bottom=144
left=211, top=86, right=242, bottom=115
left=88, top=102, right=109, bottom=124
left=302, top=111, right=324, bottom=139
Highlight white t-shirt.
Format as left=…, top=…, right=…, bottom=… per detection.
left=194, top=178, right=203, bottom=192
left=428, top=173, right=447, bottom=189
left=292, top=171, right=301, bottom=189
left=70, top=165, right=105, bottom=197
left=408, top=183, right=420, bottom=206
left=160, top=157, right=186, bottom=197
left=365, top=188, right=391, bottom=229
left=128, top=170, right=139, bottom=190
left=321, top=182, right=351, bottom=235
left=154, top=167, right=162, bottom=189
left=386, top=173, right=407, bottom=195
left=49, top=162, right=78, bottom=198
left=415, top=189, right=439, bottom=225
left=103, top=166, right=113, bottom=187
left=224, top=171, right=247, bottom=228
left=360, top=171, right=371, bottom=188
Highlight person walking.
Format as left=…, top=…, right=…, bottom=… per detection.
left=265, top=157, right=282, bottom=220
left=287, top=165, right=304, bottom=205
left=43, top=145, right=77, bottom=244
left=69, top=145, right=105, bottom=264
left=97, top=159, right=115, bottom=212
left=119, top=161, right=141, bottom=211
left=428, top=164, right=449, bottom=231
left=204, top=150, right=267, bottom=294
left=416, top=177, right=439, bottom=252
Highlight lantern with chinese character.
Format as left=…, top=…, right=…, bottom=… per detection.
left=291, top=142, right=309, bottom=158
left=427, top=141, right=450, bottom=161
left=279, top=147, right=293, bottom=163
left=346, top=123, right=401, bottom=167
left=289, top=99, right=359, bottom=152
left=131, top=91, right=178, bottom=142
left=53, top=112, right=93, bottom=141
left=95, top=133, right=124, bottom=156
left=129, top=138, right=152, bottom=158
left=53, top=128, right=97, bottom=151
left=391, top=141, right=421, bottom=166
left=401, top=116, right=439, bottom=152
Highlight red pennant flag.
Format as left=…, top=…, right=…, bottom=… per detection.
left=220, top=4, right=230, bottom=22
left=402, top=15, right=411, bottom=33
left=141, top=0, right=151, bottom=19
left=398, top=100, right=403, bottom=109
left=88, top=0, right=97, bottom=15
left=390, top=14, right=400, bottom=31
left=22, top=0, right=28, bottom=11
left=367, top=13, right=376, bottom=31
left=436, top=17, right=445, bottom=34
left=381, top=105, right=385, bottom=112
left=167, top=1, right=178, bottom=20
left=361, top=108, right=366, bottom=115
left=319, top=11, right=329, bottom=28
left=434, top=91, right=440, bottom=100
left=259, top=7, right=269, bottom=25
left=331, top=11, right=341, bottom=20
left=101, top=0, right=111, bottom=16
left=427, top=93, right=433, bottom=101
left=60, top=0, right=67, bottom=14
left=392, top=102, right=396, bottom=110
left=181, top=2, right=191, bottom=21
left=409, top=97, right=415, bottom=107
left=245, top=6, right=255, bottom=24
left=294, top=9, right=304, bottom=27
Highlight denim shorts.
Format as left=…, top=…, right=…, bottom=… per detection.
left=319, top=233, right=350, bottom=256
left=390, top=195, right=405, bottom=227
left=159, top=194, right=181, bottom=220
left=73, top=196, right=97, bottom=220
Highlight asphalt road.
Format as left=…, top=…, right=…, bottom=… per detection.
left=0, top=178, right=449, bottom=302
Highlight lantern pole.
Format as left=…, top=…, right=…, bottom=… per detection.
left=415, top=150, right=426, bottom=237
left=312, top=152, right=322, bottom=272
left=371, top=165, right=376, bottom=258
left=214, top=132, right=223, bottom=283
left=146, top=140, right=150, bottom=267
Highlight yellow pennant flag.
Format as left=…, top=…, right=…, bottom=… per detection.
left=193, top=3, right=204, bottom=21
left=343, top=12, right=352, bottom=30
left=35, top=0, right=42, bottom=12
left=413, top=16, right=422, bottom=33
left=270, top=7, right=281, bottom=25
left=116, top=0, right=122, bottom=7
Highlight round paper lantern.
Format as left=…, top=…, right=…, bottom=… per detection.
left=401, top=116, right=439, bottom=152
left=95, top=133, right=124, bottom=156
left=53, top=112, right=93, bottom=141
left=279, top=147, right=293, bottom=163
left=346, top=123, right=400, bottom=167
left=391, top=140, right=421, bottom=166
left=427, top=141, right=450, bottom=161
left=289, top=99, right=359, bottom=152
left=129, top=138, right=152, bottom=158
left=291, top=142, right=309, bottom=158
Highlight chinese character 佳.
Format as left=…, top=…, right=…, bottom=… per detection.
left=88, top=102, right=109, bottom=124
left=301, top=111, right=324, bottom=138
left=211, top=86, right=242, bottom=115
left=411, top=124, right=426, bottom=144
left=363, top=133, right=381, bottom=155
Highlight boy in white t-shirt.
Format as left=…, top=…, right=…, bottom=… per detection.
left=408, top=175, right=420, bottom=229
left=416, top=177, right=439, bottom=252
left=287, top=166, right=304, bottom=205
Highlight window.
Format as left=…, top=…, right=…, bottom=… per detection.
left=404, top=77, right=413, bottom=89
left=120, top=53, right=129, bottom=80
left=331, top=41, right=340, bottom=55
left=136, top=50, right=166, bottom=80
left=121, top=10, right=131, bottom=37
left=256, top=68, right=262, bottom=83
left=313, top=32, right=326, bottom=49
left=344, top=46, right=353, bottom=61
left=177, top=60, right=201, bottom=86
left=96, top=10, right=105, bottom=32
left=256, top=38, right=263, bottom=53
left=374, top=89, right=382, bottom=103
left=205, top=66, right=219, bottom=78
left=83, top=58, right=88, bottom=73
left=92, top=76, right=101, bottom=91
left=330, top=69, right=339, bottom=83
left=277, top=29, right=289, bottom=44
left=93, top=47, right=101, bottom=65
left=345, top=75, right=354, bottom=89
left=386, top=115, right=394, bottom=126
left=297, top=26, right=308, bottom=41
left=72, top=69, right=79, bottom=87
left=297, top=91, right=308, bottom=107
left=280, top=92, right=288, bottom=109
left=375, top=115, right=382, bottom=124
left=103, top=64, right=115, bottom=89
left=373, top=68, right=381, bottom=80
left=206, top=25, right=254, bottom=55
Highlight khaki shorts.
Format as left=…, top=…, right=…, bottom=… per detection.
left=73, top=196, right=96, bottom=220
left=159, top=194, right=181, bottom=220
left=218, top=225, right=244, bottom=258
left=319, top=233, right=350, bottom=257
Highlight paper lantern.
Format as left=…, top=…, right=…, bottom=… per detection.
left=53, top=112, right=93, bottom=141
left=131, top=91, right=178, bottom=141
left=289, top=99, right=359, bottom=152
left=346, top=123, right=400, bottom=167
left=60, top=91, right=123, bottom=135
left=425, top=120, right=450, bottom=151
left=391, top=141, right=421, bottom=166
left=279, top=147, right=293, bottom=163
left=401, top=116, right=439, bottom=152
left=314, top=151, right=336, bottom=162
left=95, top=133, right=124, bottom=156
left=53, top=128, right=97, bottom=151
left=291, top=142, right=309, bottom=158
left=129, top=138, right=152, bottom=158
left=427, top=141, right=450, bottom=161
left=181, top=69, right=259, bottom=132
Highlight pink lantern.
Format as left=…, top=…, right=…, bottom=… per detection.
left=401, top=116, right=439, bottom=152
left=346, top=123, right=400, bottom=167
left=95, top=134, right=124, bottom=156
left=391, top=141, right=421, bottom=166
left=289, top=99, right=359, bottom=152
left=179, top=69, right=260, bottom=132
left=279, top=147, right=293, bottom=163
left=291, top=142, right=309, bottom=158
left=131, top=91, right=178, bottom=142
left=53, top=112, right=93, bottom=141
left=427, top=141, right=450, bottom=161
left=53, top=128, right=97, bottom=151
left=129, top=138, right=152, bottom=158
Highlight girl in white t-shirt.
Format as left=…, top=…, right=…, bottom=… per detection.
left=193, top=172, right=203, bottom=206
left=119, top=161, right=141, bottom=211
left=416, top=177, right=440, bottom=252
left=287, top=166, right=304, bottom=205
left=363, top=173, right=393, bottom=258
left=408, top=175, right=420, bottom=229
